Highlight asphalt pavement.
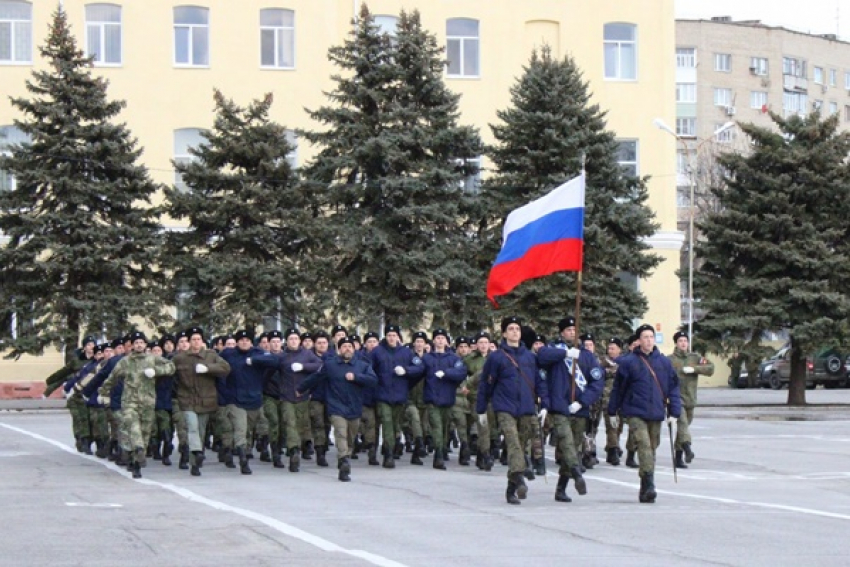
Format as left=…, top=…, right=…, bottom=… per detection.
left=2, top=391, right=850, bottom=566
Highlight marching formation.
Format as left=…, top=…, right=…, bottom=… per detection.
left=45, top=315, right=713, bottom=504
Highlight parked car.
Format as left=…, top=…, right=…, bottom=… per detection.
left=756, top=346, right=850, bottom=390
left=728, top=365, right=749, bottom=389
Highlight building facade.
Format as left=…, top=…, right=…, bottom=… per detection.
left=0, top=0, right=679, bottom=386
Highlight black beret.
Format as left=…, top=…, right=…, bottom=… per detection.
left=284, top=328, right=300, bottom=339
left=579, top=333, right=594, bottom=342
left=364, top=331, right=379, bottom=341
left=501, top=316, right=522, bottom=332
left=432, top=328, right=450, bottom=341
left=94, top=343, right=106, bottom=353
left=608, top=337, right=624, bottom=348
left=350, top=334, right=362, bottom=343
left=626, top=334, right=638, bottom=345
left=187, top=327, right=204, bottom=339
left=267, top=330, right=283, bottom=340
left=110, top=337, right=123, bottom=349
left=233, top=330, right=251, bottom=341
left=558, top=317, right=576, bottom=332
left=299, top=332, right=313, bottom=341
left=122, top=334, right=132, bottom=343
left=385, top=324, right=401, bottom=336
left=129, top=330, right=147, bottom=343
left=312, top=330, right=329, bottom=339
left=257, top=332, right=269, bottom=340
left=455, top=336, right=470, bottom=347
left=81, top=336, right=97, bottom=348
left=534, top=334, right=547, bottom=344
left=331, top=325, right=347, bottom=335
left=635, top=324, right=655, bottom=338
left=337, top=336, right=355, bottom=348
left=474, top=332, right=491, bottom=342
left=175, top=330, right=188, bottom=340
left=412, top=331, right=428, bottom=342
left=673, top=331, right=688, bottom=342
left=160, top=334, right=175, bottom=348
left=147, top=340, right=158, bottom=349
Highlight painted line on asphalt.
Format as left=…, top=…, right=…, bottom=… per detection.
left=0, top=422, right=409, bottom=567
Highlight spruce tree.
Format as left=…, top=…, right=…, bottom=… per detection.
left=300, top=6, right=483, bottom=330
left=694, top=112, right=850, bottom=405
left=480, top=47, right=660, bottom=340
left=0, top=8, right=164, bottom=361
left=162, top=90, right=314, bottom=334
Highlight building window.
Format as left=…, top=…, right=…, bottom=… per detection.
left=173, top=128, right=204, bottom=191
left=750, top=91, right=768, bottom=110
left=783, top=92, right=809, bottom=118
left=174, top=6, right=209, bottom=67
left=374, top=15, right=398, bottom=37
left=455, top=157, right=481, bottom=192
left=749, top=56, right=768, bottom=76
left=446, top=18, right=479, bottom=77
left=813, top=99, right=823, bottom=112
left=676, top=118, right=696, bottom=137
left=714, top=53, right=731, bottom=72
left=676, top=149, right=688, bottom=177
left=603, top=23, right=637, bottom=80
left=85, top=4, right=121, bottom=65
left=813, top=66, right=823, bottom=84
left=829, top=102, right=838, bottom=115
left=829, top=69, right=837, bottom=87
left=0, top=1, right=32, bottom=64
left=676, top=47, right=695, bottom=68
left=0, top=124, right=28, bottom=191
left=846, top=72, right=850, bottom=90
left=783, top=57, right=806, bottom=77
left=676, top=186, right=690, bottom=208
left=713, top=88, right=732, bottom=107
left=676, top=83, right=696, bottom=103
left=615, top=140, right=638, bottom=177
left=284, top=129, right=298, bottom=170
left=714, top=123, right=734, bottom=143
left=260, top=8, right=294, bottom=69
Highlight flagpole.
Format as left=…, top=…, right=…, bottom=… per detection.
left=574, top=155, right=586, bottom=338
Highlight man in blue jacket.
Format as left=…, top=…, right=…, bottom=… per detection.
left=423, top=329, right=468, bottom=470
left=477, top=316, right=549, bottom=505
left=608, top=324, right=682, bottom=504
left=538, top=316, right=604, bottom=503
left=370, top=324, right=426, bottom=469
left=299, top=336, right=378, bottom=482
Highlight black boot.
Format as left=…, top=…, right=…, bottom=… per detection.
left=271, top=442, right=285, bottom=468
left=514, top=472, right=528, bottom=500
left=499, top=442, right=508, bottom=466
left=411, top=438, right=424, bottom=465
left=381, top=445, right=395, bottom=469
left=75, top=437, right=83, bottom=453
left=392, top=439, right=404, bottom=460
left=606, top=447, right=620, bottom=466
left=555, top=475, right=571, bottom=502
left=523, top=456, right=535, bottom=481
left=443, top=447, right=450, bottom=462
left=675, top=450, right=688, bottom=469
left=404, top=433, right=413, bottom=454
left=218, top=446, right=227, bottom=463
left=81, top=437, right=93, bottom=455
left=316, top=445, right=329, bottom=467
left=424, top=434, right=435, bottom=454
left=238, top=447, right=252, bottom=475
left=338, top=457, right=351, bottom=482
left=367, top=443, right=381, bottom=466
left=95, top=438, right=108, bottom=459
left=302, top=440, right=314, bottom=460
left=106, top=439, right=118, bottom=461
left=459, top=442, right=471, bottom=466
left=450, top=429, right=460, bottom=449
left=116, top=448, right=129, bottom=466
left=683, top=442, right=695, bottom=463
left=640, top=472, right=657, bottom=503
left=353, top=434, right=363, bottom=456
left=582, top=453, right=595, bottom=470
left=151, top=438, right=162, bottom=460
left=625, top=450, right=638, bottom=468
left=433, top=450, right=446, bottom=470
left=224, top=448, right=236, bottom=469
left=533, top=456, right=545, bottom=476
left=570, top=465, right=587, bottom=495
left=190, top=450, right=203, bottom=477
left=289, top=447, right=301, bottom=472
left=506, top=478, right=521, bottom=505
left=178, top=444, right=190, bottom=470
left=258, top=436, right=271, bottom=463
left=470, top=435, right=479, bottom=456
left=161, top=434, right=173, bottom=466
left=131, top=460, right=142, bottom=479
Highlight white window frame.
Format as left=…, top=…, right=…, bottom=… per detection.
left=603, top=23, right=637, bottom=81
left=750, top=91, right=768, bottom=110
left=676, top=48, right=696, bottom=68
left=676, top=83, right=696, bottom=103
left=829, top=101, right=838, bottom=116
left=829, top=69, right=837, bottom=87
left=783, top=57, right=806, bottom=78
left=714, top=122, right=734, bottom=143
left=714, top=53, right=731, bottom=72
left=813, top=66, right=824, bottom=84
left=713, top=88, right=732, bottom=107
left=0, top=0, right=32, bottom=64
left=0, top=125, right=28, bottom=191
left=259, top=8, right=294, bottom=70
left=173, top=128, right=205, bottom=192
left=85, top=3, right=122, bottom=66
left=845, top=72, right=850, bottom=90
left=446, top=18, right=479, bottom=78
left=173, top=6, right=209, bottom=68
left=749, top=56, right=768, bottom=76
left=615, top=140, right=639, bottom=177
left=374, top=15, right=398, bottom=37
left=676, top=118, right=696, bottom=137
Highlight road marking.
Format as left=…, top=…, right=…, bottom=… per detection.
left=0, top=422, right=409, bottom=567
left=65, top=502, right=123, bottom=508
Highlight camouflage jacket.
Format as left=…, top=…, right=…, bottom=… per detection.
left=98, top=352, right=176, bottom=409
left=667, top=348, right=715, bottom=408
left=463, top=351, right=487, bottom=409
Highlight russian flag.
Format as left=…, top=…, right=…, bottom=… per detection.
left=486, top=173, right=585, bottom=307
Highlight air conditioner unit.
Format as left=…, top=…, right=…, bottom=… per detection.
left=726, top=106, right=737, bottom=116
left=749, top=66, right=758, bottom=75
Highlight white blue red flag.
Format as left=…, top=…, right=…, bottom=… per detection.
left=486, top=173, right=585, bottom=307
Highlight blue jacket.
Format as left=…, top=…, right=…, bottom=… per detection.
left=250, top=347, right=323, bottom=403
left=82, top=355, right=124, bottom=408
left=370, top=340, right=426, bottom=405
left=220, top=347, right=271, bottom=411
left=476, top=341, right=549, bottom=417
left=299, top=355, right=379, bottom=420
left=359, top=350, right=377, bottom=407
left=608, top=346, right=682, bottom=421
left=423, top=350, right=467, bottom=408
left=155, top=375, right=174, bottom=411
left=539, top=343, right=605, bottom=417
left=307, top=349, right=335, bottom=403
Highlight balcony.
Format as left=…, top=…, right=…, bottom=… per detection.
left=783, top=74, right=808, bottom=92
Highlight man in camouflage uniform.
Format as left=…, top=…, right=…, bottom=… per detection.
left=668, top=331, right=715, bottom=468
left=448, top=336, right=473, bottom=466
left=600, top=337, right=624, bottom=465
left=465, top=332, right=493, bottom=470
left=97, top=331, right=176, bottom=478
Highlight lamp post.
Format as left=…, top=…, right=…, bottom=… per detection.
left=653, top=119, right=735, bottom=343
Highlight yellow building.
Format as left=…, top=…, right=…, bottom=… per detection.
left=0, top=0, right=679, bottom=389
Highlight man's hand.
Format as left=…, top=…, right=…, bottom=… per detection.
left=566, top=347, right=580, bottom=359
left=97, top=395, right=110, bottom=406
left=568, top=401, right=581, bottom=414
left=292, top=362, right=303, bottom=372
left=683, top=366, right=695, bottom=374
left=394, top=366, right=406, bottom=376
left=435, top=370, right=445, bottom=379
left=195, top=363, right=209, bottom=374
left=345, top=372, right=355, bottom=381
left=478, top=414, right=488, bottom=428
left=667, top=415, right=677, bottom=425
left=63, top=389, right=73, bottom=400
left=538, top=408, right=548, bottom=424
left=144, top=368, right=156, bottom=378
left=609, top=415, right=619, bottom=429
left=246, top=357, right=252, bottom=366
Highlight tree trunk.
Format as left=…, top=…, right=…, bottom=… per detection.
left=787, top=336, right=807, bottom=406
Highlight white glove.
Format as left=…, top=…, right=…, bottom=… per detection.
left=144, top=368, right=156, bottom=378
left=537, top=408, right=547, bottom=423
left=478, top=414, right=488, bottom=428
left=97, top=395, right=110, bottom=406
left=566, top=347, right=580, bottom=358
left=683, top=366, right=695, bottom=374
left=245, top=357, right=252, bottom=366
left=81, top=394, right=89, bottom=402
left=394, top=365, right=406, bottom=376
left=568, top=401, right=581, bottom=414
left=64, top=389, right=73, bottom=399
left=291, top=362, right=303, bottom=372
left=195, top=363, right=209, bottom=374
left=435, top=370, right=445, bottom=379
left=667, top=415, right=677, bottom=425
left=609, top=415, right=619, bottom=429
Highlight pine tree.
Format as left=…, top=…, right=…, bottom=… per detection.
left=694, top=112, right=850, bottom=405
left=300, top=6, right=483, bottom=330
left=480, top=47, right=660, bottom=340
left=162, top=90, right=314, bottom=334
left=0, top=8, right=164, bottom=361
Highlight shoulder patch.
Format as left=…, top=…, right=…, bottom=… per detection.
left=454, top=360, right=465, bottom=369
left=590, top=367, right=603, bottom=380
left=412, top=356, right=423, bottom=366
left=538, top=369, right=547, bottom=380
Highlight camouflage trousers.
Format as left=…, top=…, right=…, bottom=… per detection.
left=263, top=396, right=286, bottom=448
left=227, top=405, right=268, bottom=449
left=214, top=406, right=233, bottom=449
left=427, top=405, right=452, bottom=452
left=172, top=399, right=188, bottom=447
left=330, top=415, right=360, bottom=459
left=152, top=409, right=172, bottom=439
left=403, top=403, right=424, bottom=439
left=551, top=413, right=583, bottom=474
left=626, top=417, right=661, bottom=475
left=67, top=395, right=90, bottom=438
left=88, top=407, right=109, bottom=440
left=376, top=402, right=405, bottom=452
left=282, top=400, right=310, bottom=451
left=497, top=412, right=536, bottom=478
left=476, top=403, right=496, bottom=455
left=121, top=404, right=154, bottom=452
left=449, top=405, right=472, bottom=446
left=675, top=406, right=695, bottom=450
left=309, top=400, right=326, bottom=447
left=360, top=405, right=377, bottom=446
left=106, top=409, right=123, bottom=445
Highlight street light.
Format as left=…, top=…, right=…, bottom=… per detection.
left=654, top=118, right=736, bottom=344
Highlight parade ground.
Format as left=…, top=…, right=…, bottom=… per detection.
left=2, top=389, right=849, bottom=567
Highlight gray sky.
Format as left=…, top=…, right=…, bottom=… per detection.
left=676, top=0, right=848, bottom=40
